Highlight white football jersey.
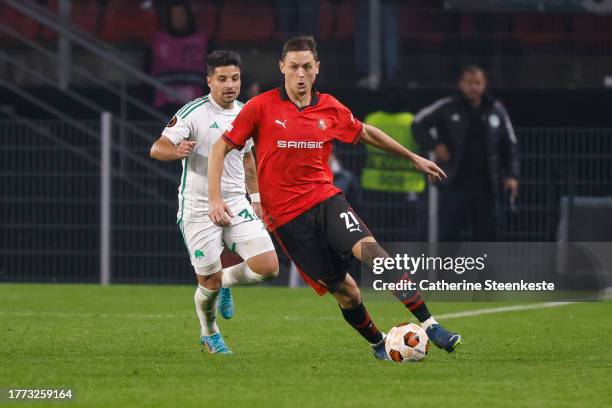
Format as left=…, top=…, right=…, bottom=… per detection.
left=162, top=94, right=253, bottom=222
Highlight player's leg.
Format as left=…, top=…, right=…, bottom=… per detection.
left=216, top=248, right=243, bottom=319
left=220, top=254, right=278, bottom=287
left=217, top=250, right=278, bottom=320
left=273, top=197, right=388, bottom=359
left=327, top=272, right=389, bottom=360
left=352, top=236, right=462, bottom=352
left=179, top=221, right=231, bottom=354
left=318, top=195, right=389, bottom=358
left=322, top=193, right=462, bottom=352
left=221, top=202, right=279, bottom=287
left=216, top=202, right=279, bottom=320
left=194, top=272, right=231, bottom=353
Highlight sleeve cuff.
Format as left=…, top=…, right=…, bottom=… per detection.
left=222, top=132, right=244, bottom=150
left=350, top=122, right=364, bottom=145
left=161, top=133, right=182, bottom=146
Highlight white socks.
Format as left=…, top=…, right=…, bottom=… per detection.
left=195, top=262, right=274, bottom=336
left=420, top=317, right=439, bottom=331
left=194, top=284, right=219, bottom=336
left=221, top=262, right=270, bottom=287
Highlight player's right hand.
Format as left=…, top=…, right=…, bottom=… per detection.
left=413, top=155, right=447, bottom=183
left=209, top=199, right=233, bottom=227
left=252, top=202, right=264, bottom=219
left=176, top=141, right=196, bottom=159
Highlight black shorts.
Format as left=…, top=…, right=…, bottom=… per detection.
left=273, top=194, right=372, bottom=293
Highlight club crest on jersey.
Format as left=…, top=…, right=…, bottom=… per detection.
left=166, top=116, right=177, bottom=128
left=318, top=119, right=327, bottom=130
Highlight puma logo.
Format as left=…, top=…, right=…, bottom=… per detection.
left=275, top=119, right=287, bottom=129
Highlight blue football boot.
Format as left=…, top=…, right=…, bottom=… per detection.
left=371, top=334, right=390, bottom=361
left=426, top=324, right=462, bottom=352
left=200, top=332, right=232, bottom=354
left=217, top=287, right=234, bottom=319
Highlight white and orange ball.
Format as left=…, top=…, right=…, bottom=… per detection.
left=385, top=322, right=430, bottom=363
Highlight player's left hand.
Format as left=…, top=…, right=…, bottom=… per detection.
left=252, top=202, right=264, bottom=219
left=413, top=156, right=447, bottom=182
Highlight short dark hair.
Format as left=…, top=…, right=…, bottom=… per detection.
left=459, top=64, right=486, bottom=80
left=280, top=35, right=318, bottom=61
left=207, top=50, right=242, bottom=75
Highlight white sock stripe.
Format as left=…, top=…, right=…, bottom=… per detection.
left=245, top=265, right=277, bottom=282
left=247, top=270, right=266, bottom=282
left=198, top=284, right=220, bottom=297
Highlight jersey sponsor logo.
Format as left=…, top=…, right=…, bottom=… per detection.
left=209, top=121, right=220, bottom=129
left=318, top=119, right=327, bottom=130
left=275, top=119, right=288, bottom=129
left=166, top=116, right=177, bottom=127
left=277, top=140, right=324, bottom=149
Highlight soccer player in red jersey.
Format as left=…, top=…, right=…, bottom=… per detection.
left=207, top=36, right=462, bottom=359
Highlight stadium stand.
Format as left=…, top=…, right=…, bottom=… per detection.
left=192, top=0, right=219, bottom=36
left=100, top=0, right=158, bottom=42
left=512, top=12, right=568, bottom=46
left=216, top=0, right=275, bottom=42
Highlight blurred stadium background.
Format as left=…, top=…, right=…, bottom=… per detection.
left=1, top=0, right=612, bottom=285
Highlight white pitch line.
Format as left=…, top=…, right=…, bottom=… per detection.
left=436, top=288, right=612, bottom=320
left=3, top=288, right=610, bottom=321
left=435, top=301, right=575, bottom=320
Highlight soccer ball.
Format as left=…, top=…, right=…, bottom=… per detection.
left=385, top=322, right=430, bottom=363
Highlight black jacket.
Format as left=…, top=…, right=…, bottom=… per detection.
left=412, top=93, right=520, bottom=194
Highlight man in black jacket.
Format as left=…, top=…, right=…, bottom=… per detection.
left=412, top=65, right=519, bottom=241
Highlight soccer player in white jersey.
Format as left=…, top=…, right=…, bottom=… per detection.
left=150, top=51, right=279, bottom=354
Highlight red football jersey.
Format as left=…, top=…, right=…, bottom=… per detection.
left=223, top=87, right=363, bottom=230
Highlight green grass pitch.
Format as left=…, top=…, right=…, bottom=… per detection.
left=1, top=284, right=611, bottom=407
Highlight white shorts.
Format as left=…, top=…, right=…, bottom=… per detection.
left=178, top=198, right=275, bottom=275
